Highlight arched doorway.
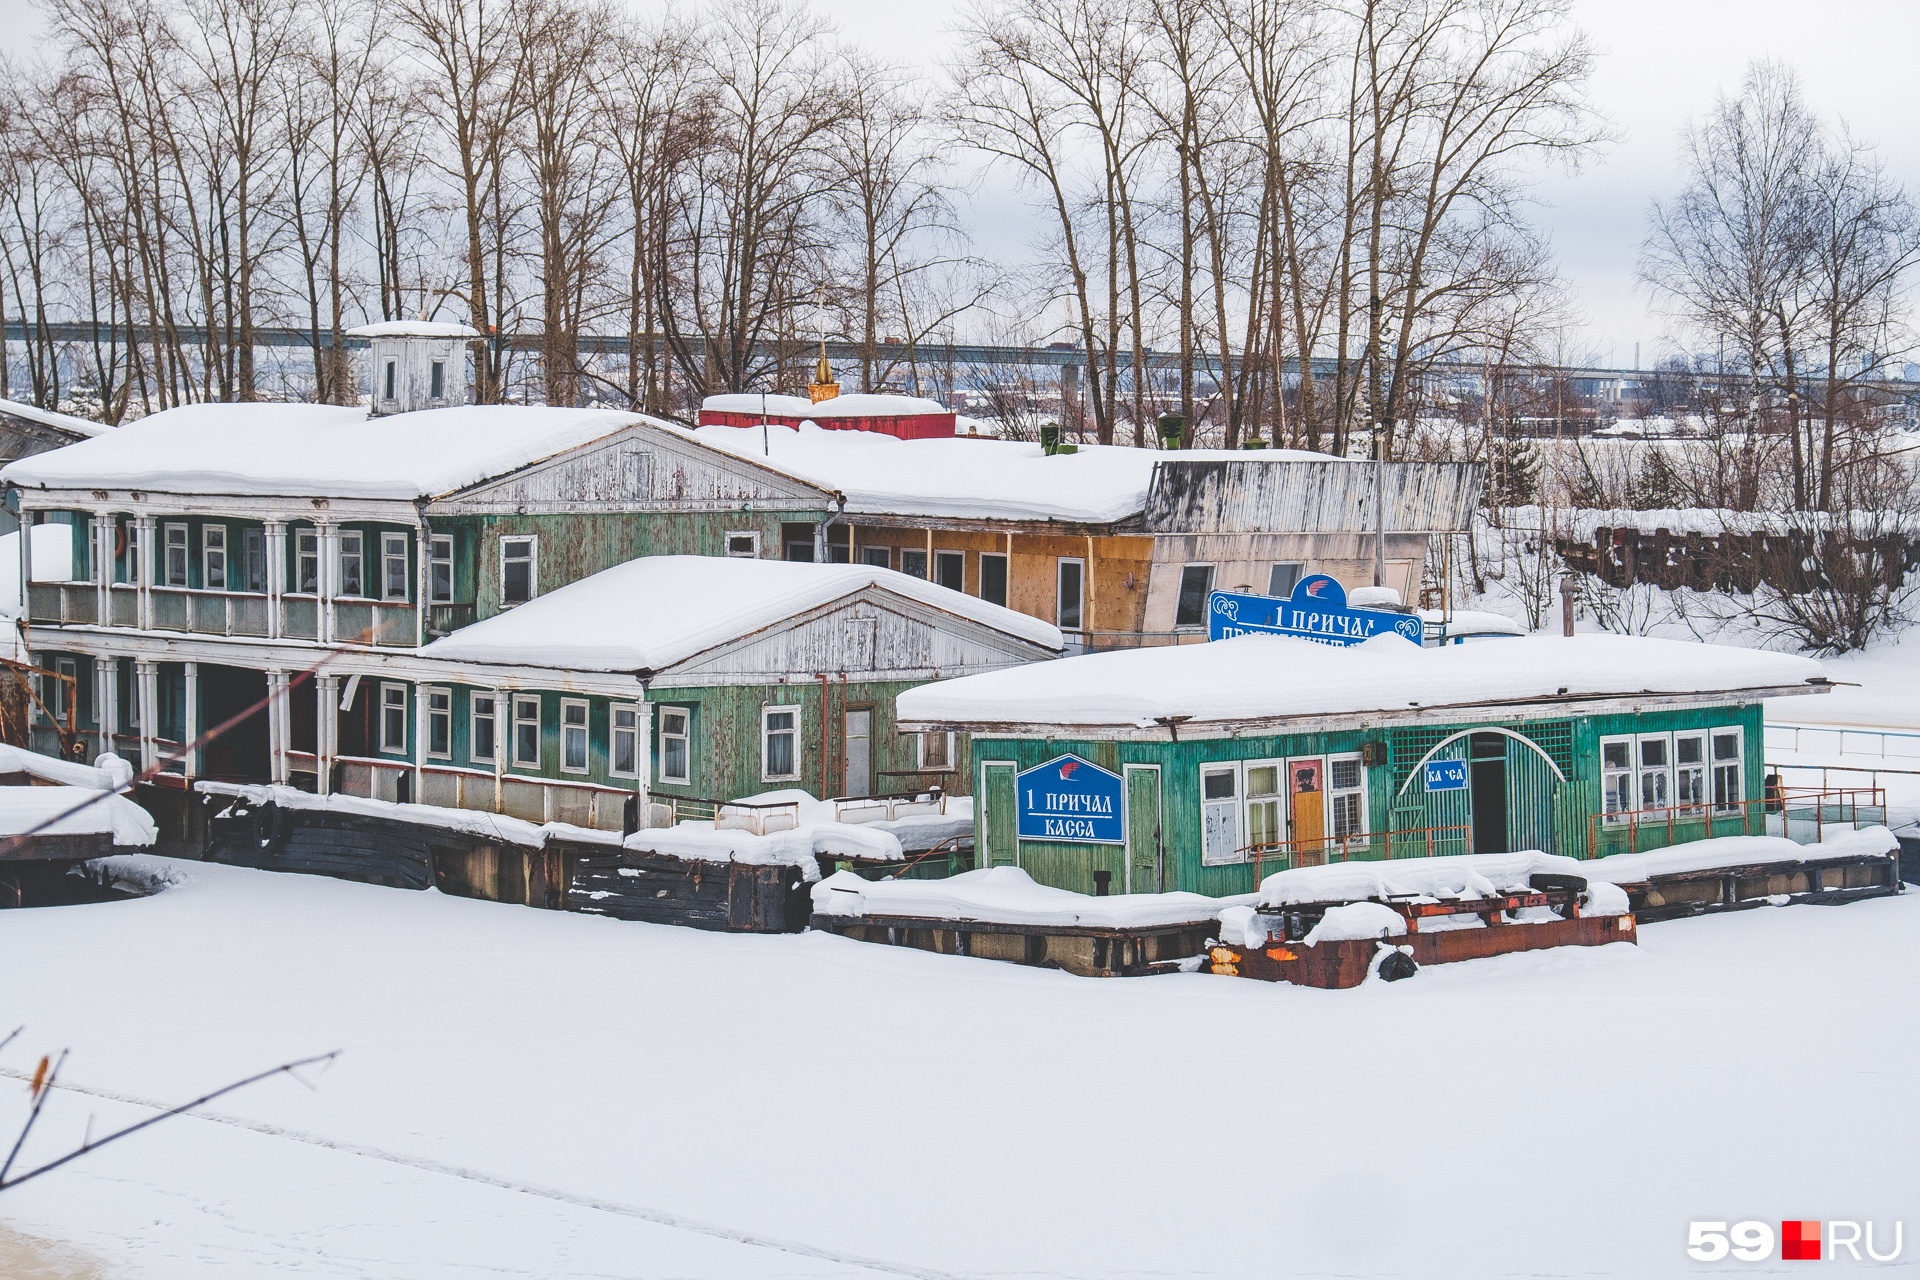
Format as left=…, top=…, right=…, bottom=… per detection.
left=1395, top=727, right=1567, bottom=856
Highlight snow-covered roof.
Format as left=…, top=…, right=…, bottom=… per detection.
left=0, top=398, right=112, bottom=438
left=687, top=421, right=1332, bottom=523
left=0, top=784, right=156, bottom=845
left=0, top=745, right=134, bottom=790
left=2, top=402, right=649, bottom=500
left=702, top=392, right=952, bottom=419
left=897, top=631, right=1830, bottom=729
left=812, top=865, right=1236, bottom=927
left=346, top=320, right=480, bottom=339
left=419, top=555, right=1063, bottom=673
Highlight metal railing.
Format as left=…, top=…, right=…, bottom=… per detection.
left=1587, top=786, right=1886, bottom=859
left=1245, top=823, right=1474, bottom=883
left=1765, top=722, right=1920, bottom=762
left=1059, top=629, right=1211, bottom=653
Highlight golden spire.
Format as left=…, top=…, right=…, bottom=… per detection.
left=809, top=339, right=840, bottom=404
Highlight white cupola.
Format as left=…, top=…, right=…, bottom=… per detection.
left=346, top=320, right=479, bottom=416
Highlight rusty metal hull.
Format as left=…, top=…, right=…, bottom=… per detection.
left=1213, top=914, right=1637, bottom=989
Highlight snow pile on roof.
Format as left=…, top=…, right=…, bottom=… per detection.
left=1302, top=901, right=1408, bottom=945
left=1421, top=609, right=1527, bottom=639
left=2, top=402, right=651, bottom=500
left=0, top=398, right=113, bottom=438
left=1586, top=825, right=1898, bottom=883
left=0, top=746, right=134, bottom=790
left=0, top=785, right=156, bottom=845
left=420, top=554, right=1062, bottom=671
left=686, top=420, right=1329, bottom=523
left=200, top=781, right=553, bottom=847
left=1259, top=850, right=1595, bottom=907
left=723, top=787, right=971, bottom=853
left=812, top=864, right=1240, bottom=927
left=900, top=631, right=1828, bottom=728
left=79, top=852, right=187, bottom=896
left=346, top=320, right=480, bottom=339
left=702, top=393, right=952, bottom=419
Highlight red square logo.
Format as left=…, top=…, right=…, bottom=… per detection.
left=1782, top=1221, right=1822, bottom=1261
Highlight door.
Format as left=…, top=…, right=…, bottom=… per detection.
left=1125, top=764, right=1162, bottom=893
left=1288, top=757, right=1325, bottom=865
left=843, top=709, right=871, bottom=798
left=1469, top=732, right=1508, bottom=854
left=980, top=761, right=1016, bottom=868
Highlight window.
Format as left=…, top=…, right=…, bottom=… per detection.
left=379, top=683, right=408, bottom=753
left=203, top=525, right=227, bottom=590
left=513, top=695, right=541, bottom=767
left=934, top=551, right=964, bottom=592
left=784, top=535, right=816, bottom=562
left=1601, top=736, right=1632, bottom=821
left=296, top=530, right=319, bottom=593
left=42, top=656, right=75, bottom=722
left=657, top=706, right=689, bottom=783
left=471, top=693, right=497, bottom=764
left=725, top=532, right=759, bottom=558
left=243, top=529, right=267, bottom=593
left=828, top=542, right=850, bottom=563
left=1329, top=755, right=1366, bottom=847
left=383, top=359, right=396, bottom=401
left=1712, top=728, right=1743, bottom=813
left=429, top=535, right=453, bottom=603
left=501, top=537, right=536, bottom=605
left=381, top=533, right=409, bottom=601
left=430, top=360, right=445, bottom=400
left=1245, top=763, right=1282, bottom=850
left=1674, top=732, right=1707, bottom=813
left=1057, top=557, right=1085, bottom=630
left=919, top=731, right=954, bottom=771
left=338, top=531, right=364, bottom=597
left=164, top=523, right=188, bottom=586
left=980, top=552, right=1008, bottom=606
left=1269, top=562, right=1303, bottom=597
left=426, top=688, right=451, bottom=759
left=1175, top=564, right=1214, bottom=627
left=900, top=548, right=927, bottom=579
left=762, top=706, right=798, bottom=780
left=1638, top=734, right=1671, bottom=811
left=861, top=546, right=891, bottom=569
left=1200, top=764, right=1241, bottom=865
left=612, top=704, right=642, bottom=779
left=560, top=699, right=589, bottom=773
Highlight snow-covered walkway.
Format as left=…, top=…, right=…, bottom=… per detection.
left=2, top=859, right=1914, bottom=1277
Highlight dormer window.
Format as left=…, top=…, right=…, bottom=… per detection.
left=383, top=360, right=397, bottom=401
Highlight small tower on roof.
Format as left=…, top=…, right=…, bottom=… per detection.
left=347, top=319, right=480, bottom=416
left=808, top=342, right=840, bottom=404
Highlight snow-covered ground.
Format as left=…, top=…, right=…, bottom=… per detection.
left=2, top=858, right=1914, bottom=1278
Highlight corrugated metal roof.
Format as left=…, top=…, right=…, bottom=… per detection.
left=1142, top=459, right=1482, bottom=534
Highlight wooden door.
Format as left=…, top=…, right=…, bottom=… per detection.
left=1288, top=757, right=1326, bottom=865
left=1124, top=764, right=1162, bottom=893
left=980, top=761, right=1016, bottom=867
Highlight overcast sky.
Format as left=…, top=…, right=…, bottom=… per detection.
left=2, top=0, right=1913, bottom=371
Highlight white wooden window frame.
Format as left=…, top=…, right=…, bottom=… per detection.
left=378, top=682, right=408, bottom=754
left=430, top=359, right=446, bottom=401
left=242, top=528, right=267, bottom=593
left=1268, top=562, right=1304, bottom=597
left=655, top=705, right=690, bottom=783
left=724, top=531, right=760, bottom=558
left=163, top=522, right=189, bottom=586
left=1711, top=726, right=1743, bottom=814
left=1328, top=752, right=1367, bottom=845
left=761, top=704, right=800, bottom=782
left=1174, top=562, right=1214, bottom=628
left=500, top=535, right=538, bottom=606
left=861, top=546, right=892, bottom=569
left=428, top=534, right=454, bottom=603
left=513, top=695, right=541, bottom=768
left=979, top=551, right=1008, bottom=605
left=202, top=524, right=227, bottom=590
left=470, top=692, right=497, bottom=765
left=1241, top=758, right=1284, bottom=851
left=425, top=687, right=453, bottom=760
left=381, top=532, right=409, bottom=601
left=1199, top=761, right=1243, bottom=866
left=560, top=697, right=590, bottom=775
left=1637, top=732, right=1673, bottom=812
left=1600, top=735, right=1633, bottom=822
left=295, top=529, right=319, bottom=594
left=933, top=549, right=965, bottom=592
left=611, top=703, right=642, bottom=779
left=383, top=359, right=396, bottom=401
left=918, top=731, right=955, bottom=772
left=1673, top=730, right=1708, bottom=814
left=338, top=530, right=365, bottom=598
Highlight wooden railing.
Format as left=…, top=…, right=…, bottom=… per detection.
left=1588, top=786, right=1886, bottom=859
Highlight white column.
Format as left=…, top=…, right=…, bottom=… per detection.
left=412, top=682, right=427, bottom=803
left=134, top=659, right=158, bottom=773
left=637, top=700, right=654, bottom=828
left=315, top=518, right=337, bottom=645
left=263, top=670, right=286, bottom=784
left=315, top=673, right=337, bottom=795
left=182, top=661, right=198, bottom=780
left=415, top=523, right=429, bottom=648
left=94, top=659, right=113, bottom=761
left=492, top=686, right=508, bottom=814
left=264, top=520, right=286, bottom=639
left=133, top=516, right=155, bottom=629
left=91, top=512, right=111, bottom=624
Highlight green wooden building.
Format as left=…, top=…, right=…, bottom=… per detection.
left=896, top=631, right=1839, bottom=897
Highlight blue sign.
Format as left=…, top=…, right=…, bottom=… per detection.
left=1017, top=754, right=1126, bottom=845
left=1424, top=759, right=1469, bottom=792
left=1207, top=574, right=1423, bottom=647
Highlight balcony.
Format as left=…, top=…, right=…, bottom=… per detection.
left=427, top=602, right=477, bottom=636
left=26, top=582, right=420, bottom=647
left=332, top=600, right=419, bottom=647
left=27, top=582, right=96, bottom=625
left=149, top=587, right=271, bottom=637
